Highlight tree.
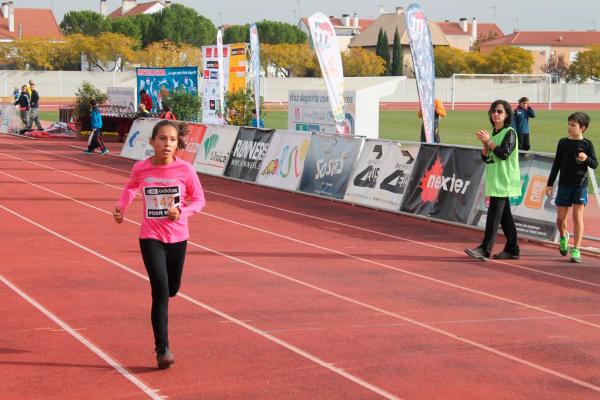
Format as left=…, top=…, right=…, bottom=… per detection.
left=74, top=81, right=108, bottom=120
left=224, top=87, right=258, bottom=126
left=433, top=47, right=468, bottom=77
left=146, top=4, right=216, bottom=47
left=375, top=29, right=387, bottom=73
left=60, top=10, right=110, bottom=36
left=68, top=32, right=138, bottom=71
left=463, top=51, right=488, bottom=74
left=567, top=46, right=600, bottom=83
left=110, top=17, right=143, bottom=44
left=223, top=25, right=249, bottom=44
left=261, top=43, right=318, bottom=77
left=542, top=54, right=569, bottom=82
left=161, top=88, right=201, bottom=122
left=485, top=46, right=534, bottom=74
left=391, top=28, right=403, bottom=76
left=131, top=14, right=154, bottom=47
left=255, top=20, right=306, bottom=44
left=137, top=41, right=202, bottom=67
left=342, top=48, right=385, bottom=76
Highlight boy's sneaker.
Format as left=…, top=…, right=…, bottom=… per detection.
left=100, top=149, right=109, bottom=155
left=570, top=248, right=581, bottom=263
left=465, top=247, right=488, bottom=261
left=559, top=232, right=569, bottom=256
left=82, top=149, right=93, bottom=154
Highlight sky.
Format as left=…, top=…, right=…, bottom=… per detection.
left=18, top=0, right=600, bottom=34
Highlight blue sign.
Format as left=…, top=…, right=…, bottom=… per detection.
left=136, top=67, right=199, bottom=114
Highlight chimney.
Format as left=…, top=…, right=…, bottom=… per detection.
left=396, top=7, right=404, bottom=15
left=17, top=22, right=22, bottom=39
left=342, top=13, right=350, bottom=27
left=353, top=13, right=359, bottom=31
left=100, top=0, right=108, bottom=16
left=164, top=0, right=171, bottom=7
left=8, top=0, right=14, bottom=33
left=471, top=17, right=478, bottom=42
left=459, top=18, right=468, bottom=32
left=1, top=3, right=7, bottom=18
left=121, top=0, right=137, bottom=15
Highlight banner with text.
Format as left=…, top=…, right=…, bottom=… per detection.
left=288, top=90, right=356, bottom=135
left=193, top=125, right=240, bottom=176
left=401, top=145, right=485, bottom=224
left=224, top=127, right=275, bottom=182
left=136, top=67, right=198, bottom=114
left=257, top=130, right=311, bottom=191
left=120, top=118, right=159, bottom=160
left=299, top=134, right=362, bottom=199
left=344, top=140, right=421, bottom=211
left=175, top=123, right=206, bottom=165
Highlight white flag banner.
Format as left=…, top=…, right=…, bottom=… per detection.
left=405, top=3, right=435, bottom=143
left=307, top=12, right=345, bottom=135
left=217, top=27, right=225, bottom=121
left=249, top=24, right=261, bottom=120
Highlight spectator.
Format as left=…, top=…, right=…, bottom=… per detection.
left=418, top=98, right=446, bottom=143
left=26, top=80, right=33, bottom=97
left=83, top=100, right=109, bottom=155
left=251, top=108, right=264, bottom=128
left=28, top=83, right=43, bottom=131
left=13, top=86, right=19, bottom=100
left=159, top=105, right=177, bottom=120
left=14, top=85, right=30, bottom=133
left=513, top=97, right=535, bottom=151
left=137, top=103, right=152, bottom=118
left=140, top=89, right=153, bottom=114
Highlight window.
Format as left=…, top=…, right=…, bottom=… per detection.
left=570, top=51, right=579, bottom=62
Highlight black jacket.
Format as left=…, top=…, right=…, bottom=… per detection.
left=30, top=90, right=40, bottom=108
left=14, top=93, right=30, bottom=109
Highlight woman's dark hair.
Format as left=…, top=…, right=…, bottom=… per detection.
left=518, top=96, right=529, bottom=103
left=488, top=100, right=513, bottom=128
left=140, top=89, right=146, bottom=95
left=568, top=112, right=590, bottom=131
left=90, top=99, right=97, bottom=107
left=151, top=120, right=189, bottom=149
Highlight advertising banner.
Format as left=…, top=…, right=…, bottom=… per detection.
left=136, top=67, right=198, bottom=114
left=299, top=134, right=362, bottom=199
left=405, top=3, right=435, bottom=143
left=120, top=118, right=159, bottom=160
left=256, top=130, right=311, bottom=191
left=202, top=44, right=229, bottom=124
left=224, top=127, right=275, bottom=182
left=471, top=153, right=559, bottom=241
left=175, top=123, right=206, bottom=165
left=192, top=125, right=239, bottom=176
left=401, top=145, right=485, bottom=224
left=307, top=12, right=345, bottom=134
left=344, top=140, right=420, bottom=211
left=288, top=90, right=356, bottom=135
left=107, top=87, right=136, bottom=113
left=249, top=24, right=261, bottom=120
left=228, top=43, right=248, bottom=93
left=0, top=104, right=19, bottom=134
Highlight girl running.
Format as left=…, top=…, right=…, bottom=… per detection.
left=113, top=120, right=206, bottom=369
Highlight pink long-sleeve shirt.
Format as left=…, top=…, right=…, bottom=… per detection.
left=118, top=157, right=206, bottom=243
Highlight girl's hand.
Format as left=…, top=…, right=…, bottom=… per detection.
left=476, top=130, right=490, bottom=144
left=577, top=152, right=588, bottom=162
left=545, top=186, right=553, bottom=197
left=113, top=206, right=124, bottom=224
left=167, top=206, right=180, bottom=222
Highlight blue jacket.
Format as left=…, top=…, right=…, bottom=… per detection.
left=513, top=106, right=535, bottom=134
left=251, top=117, right=264, bottom=128
left=91, top=107, right=102, bottom=129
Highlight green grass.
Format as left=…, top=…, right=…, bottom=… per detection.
left=39, top=111, right=59, bottom=122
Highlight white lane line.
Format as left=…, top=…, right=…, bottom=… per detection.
left=0, top=274, right=163, bottom=400
left=3, top=155, right=600, bottom=332
left=0, top=203, right=400, bottom=400
left=2, top=143, right=599, bottom=288
left=2, top=172, right=600, bottom=393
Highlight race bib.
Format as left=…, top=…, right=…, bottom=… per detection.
left=144, top=186, right=181, bottom=219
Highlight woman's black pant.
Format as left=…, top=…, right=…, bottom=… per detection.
left=481, top=197, right=519, bottom=256
left=139, top=239, right=187, bottom=351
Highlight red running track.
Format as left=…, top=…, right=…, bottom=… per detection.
left=1, top=135, right=600, bottom=400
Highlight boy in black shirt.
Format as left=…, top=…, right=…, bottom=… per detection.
left=546, top=112, right=598, bottom=262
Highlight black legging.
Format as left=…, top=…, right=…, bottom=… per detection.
left=480, top=197, right=519, bottom=256
left=139, top=239, right=187, bottom=352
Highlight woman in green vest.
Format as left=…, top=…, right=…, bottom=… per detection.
left=465, top=100, right=521, bottom=261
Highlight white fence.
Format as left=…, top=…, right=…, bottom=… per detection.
left=2, top=70, right=598, bottom=104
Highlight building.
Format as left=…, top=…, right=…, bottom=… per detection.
left=102, top=0, right=171, bottom=18
left=298, top=14, right=375, bottom=51
left=479, top=31, right=600, bottom=74
left=0, top=0, right=62, bottom=42
left=436, top=18, right=503, bottom=51
left=348, top=7, right=449, bottom=75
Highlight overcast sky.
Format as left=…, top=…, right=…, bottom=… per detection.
left=20, top=0, right=600, bottom=34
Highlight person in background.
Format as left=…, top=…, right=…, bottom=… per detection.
left=26, top=80, right=34, bottom=97
left=465, top=99, right=521, bottom=261
left=418, top=98, right=446, bottom=143
left=513, top=96, right=535, bottom=151
left=159, top=105, right=177, bottom=120
left=546, top=112, right=597, bottom=263
left=28, top=83, right=43, bottom=131
left=140, top=89, right=153, bottom=114
left=251, top=108, right=264, bottom=128
left=137, top=103, right=153, bottom=119
left=83, top=100, right=109, bottom=155
left=13, top=86, right=19, bottom=100
left=14, top=85, right=30, bottom=133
